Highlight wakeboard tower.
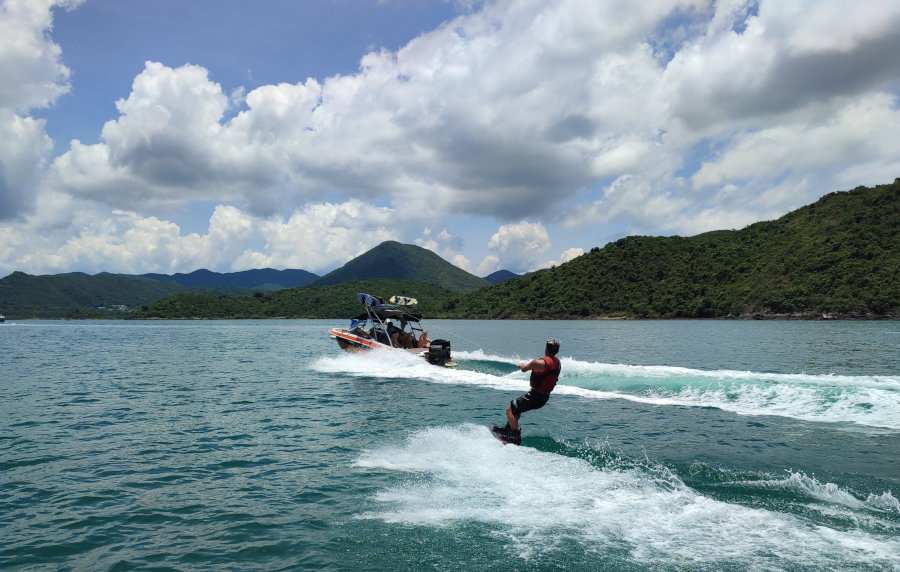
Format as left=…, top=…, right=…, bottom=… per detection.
left=328, top=293, right=455, bottom=367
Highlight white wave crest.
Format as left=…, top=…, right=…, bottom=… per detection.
left=867, top=491, right=900, bottom=514
left=728, top=471, right=868, bottom=509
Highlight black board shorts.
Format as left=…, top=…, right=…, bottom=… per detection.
left=510, top=388, right=550, bottom=417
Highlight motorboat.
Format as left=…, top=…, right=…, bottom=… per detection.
left=328, top=293, right=454, bottom=366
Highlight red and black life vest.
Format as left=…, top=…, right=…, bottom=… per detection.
left=529, top=356, right=561, bottom=394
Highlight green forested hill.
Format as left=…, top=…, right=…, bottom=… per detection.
left=312, top=241, right=488, bottom=293
left=0, top=272, right=190, bottom=319
left=0, top=271, right=270, bottom=319
left=131, top=279, right=455, bottom=319
left=443, top=180, right=900, bottom=319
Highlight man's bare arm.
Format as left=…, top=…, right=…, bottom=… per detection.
left=518, top=357, right=547, bottom=373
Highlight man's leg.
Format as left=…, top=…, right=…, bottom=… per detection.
left=506, top=404, right=519, bottom=431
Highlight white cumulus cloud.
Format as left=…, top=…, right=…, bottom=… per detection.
left=487, top=221, right=551, bottom=272
left=1, top=0, right=899, bottom=275
left=0, top=0, right=81, bottom=220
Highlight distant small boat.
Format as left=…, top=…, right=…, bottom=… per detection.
left=0, top=314, right=5, bottom=323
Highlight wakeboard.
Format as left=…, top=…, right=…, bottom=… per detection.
left=490, top=424, right=520, bottom=446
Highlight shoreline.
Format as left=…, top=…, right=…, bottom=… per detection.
left=3, top=312, right=898, bottom=321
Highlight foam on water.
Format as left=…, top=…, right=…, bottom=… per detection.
left=725, top=471, right=900, bottom=517
left=355, top=425, right=900, bottom=568
left=868, top=491, right=900, bottom=513
left=561, top=359, right=900, bottom=430
left=313, top=348, right=525, bottom=393
left=562, top=359, right=900, bottom=392
left=314, top=350, right=900, bottom=431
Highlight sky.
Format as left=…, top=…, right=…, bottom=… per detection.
left=1, top=0, right=899, bottom=278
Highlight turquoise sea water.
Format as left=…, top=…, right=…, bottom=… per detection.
left=1, top=319, right=899, bottom=570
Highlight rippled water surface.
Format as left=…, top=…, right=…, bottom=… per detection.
left=2, top=319, right=898, bottom=570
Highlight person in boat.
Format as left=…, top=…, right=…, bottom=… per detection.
left=387, top=319, right=432, bottom=349
left=386, top=321, right=402, bottom=346
left=495, top=338, right=561, bottom=445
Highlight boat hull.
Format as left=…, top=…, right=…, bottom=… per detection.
left=328, top=328, right=457, bottom=367
left=329, top=328, right=427, bottom=354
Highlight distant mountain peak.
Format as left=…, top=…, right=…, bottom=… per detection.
left=312, top=241, right=488, bottom=293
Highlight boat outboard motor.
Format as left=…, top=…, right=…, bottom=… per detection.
left=425, top=339, right=452, bottom=366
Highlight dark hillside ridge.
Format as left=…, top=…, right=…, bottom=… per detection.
left=444, top=180, right=900, bottom=319
left=483, top=270, right=522, bottom=284
left=312, top=241, right=488, bottom=293
left=142, top=268, right=318, bottom=290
